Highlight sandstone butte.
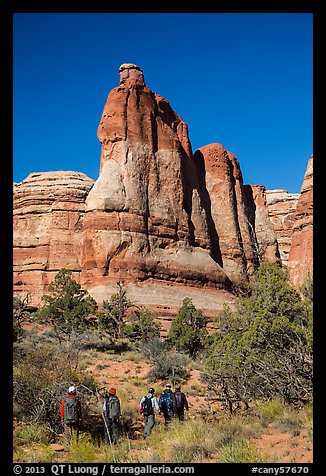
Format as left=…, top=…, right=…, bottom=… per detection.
left=13, top=64, right=313, bottom=324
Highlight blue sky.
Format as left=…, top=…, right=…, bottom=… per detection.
left=13, top=13, right=313, bottom=193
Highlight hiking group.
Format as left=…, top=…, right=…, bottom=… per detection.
left=139, top=383, right=189, bottom=438
left=60, top=382, right=189, bottom=449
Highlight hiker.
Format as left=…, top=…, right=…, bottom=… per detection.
left=103, top=387, right=121, bottom=445
left=159, top=383, right=176, bottom=426
left=139, top=387, right=160, bottom=438
left=174, top=385, right=189, bottom=420
left=60, top=385, right=82, bottom=450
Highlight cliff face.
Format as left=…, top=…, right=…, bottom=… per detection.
left=194, top=144, right=257, bottom=285
left=13, top=64, right=313, bottom=308
left=244, top=185, right=281, bottom=266
left=265, top=189, right=300, bottom=267
left=288, top=155, right=313, bottom=288
left=13, top=171, right=94, bottom=305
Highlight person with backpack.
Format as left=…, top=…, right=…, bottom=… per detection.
left=60, top=385, right=82, bottom=450
left=139, top=387, right=160, bottom=439
left=174, top=385, right=189, bottom=421
left=159, top=383, right=176, bottom=426
left=103, top=387, right=121, bottom=445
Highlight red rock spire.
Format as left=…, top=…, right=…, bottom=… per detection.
left=118, top=63, right=145, bottom=87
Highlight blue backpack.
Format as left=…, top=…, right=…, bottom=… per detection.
left=159, top=391, right=174, bottom=416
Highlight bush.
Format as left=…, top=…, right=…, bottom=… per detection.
left=67, top=433, right=98, bottom=463
left=258, top=399, right=285, bottom=425
left=147, top=350, right=190, bottom=383
left=36, top=269, right=97, bottom=343
left=97, top=283, right=133, bottom=339
left=150, top=419, right=221, bottom=462
left=167, top=298, right=208, bottom=359
left=124, top=308, right=161, bottom=345
left=14, top=443, right=55, bottom=463
left=149, top=416, right=264, bottom=463
left=14, top=422, right=51, bottom=446
left=203, top=263, right=313, bottom=411
left=13, top=342, right=98, bottom=433
left=215, top=414, right=262, bottom=446
left=218, top=439, right=265, bottom=463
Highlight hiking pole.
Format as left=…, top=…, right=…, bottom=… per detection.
left=102, top=412, right=116, bottom=463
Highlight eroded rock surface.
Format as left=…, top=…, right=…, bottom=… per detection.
left=81, top=64, right=231, bottom=295
left=13, top=171, right=94, bottom=305
left=266, top=189, right=299, bottom=267
left=288, top=156, right=313, bottom=288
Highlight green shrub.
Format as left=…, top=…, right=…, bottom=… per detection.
left=97, top=283, right=132, bottom=339
left=218, top=439, right=265, bottom=463
left=258, top=399, right=285, bottom=425
left=67, top=433, right=98, bottom=463
left=301, top=403, right=313, bottom=432
left=36, top=268, right=98, bottom=343
left=146, top=347, right=190, bottom=383
left=149, top=415, right=263, bottom=463
left=167, top=298, right=208, bottom=359
left=124, top=308, right=161, bottom=345
left=216, top=415, right=261, bottom=446
left=14, top=422, right=51, bottom=446
left=14, top=443, right=55, bottom=463
left=203, top=263, right=313, bottom=410
left=150, top=419, right=220, bottom=462
left=272, top=409, right=303, bottom=437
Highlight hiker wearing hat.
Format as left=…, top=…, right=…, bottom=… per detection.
left=174, top=385, right=189, bottom=421
left=159, top=383, right=177, bottom=426
left=103, top=387, right=121, bottom=445
left=139, top=387, right=160, bottom=438
left=60, top=385, right=82, bottom=450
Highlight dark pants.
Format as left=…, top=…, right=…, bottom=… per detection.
left=175, top=408, right=185, bottom=420
left=143, top=414, right=155, bottom=437
left=104, top=414, right=119, bottom=444
left=63, top=422, right=79, bottom=450
left=162, top=411, right=173, bottom=426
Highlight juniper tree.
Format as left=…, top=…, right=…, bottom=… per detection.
left=36, top=268, right=97, bottom=343
left=167, top=297, right=208, bottom=359
left=13, top=293, right=32, bottom=342
left=203, top=263, right=313, bottom=412
left=124, top=308, right=161, bottom=345
left=97, top=283, right=133, bottom=339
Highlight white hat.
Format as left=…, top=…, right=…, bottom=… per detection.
left=68, top=386, right=76, bottom=394
left=166, top=383, right=172, bottom=388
